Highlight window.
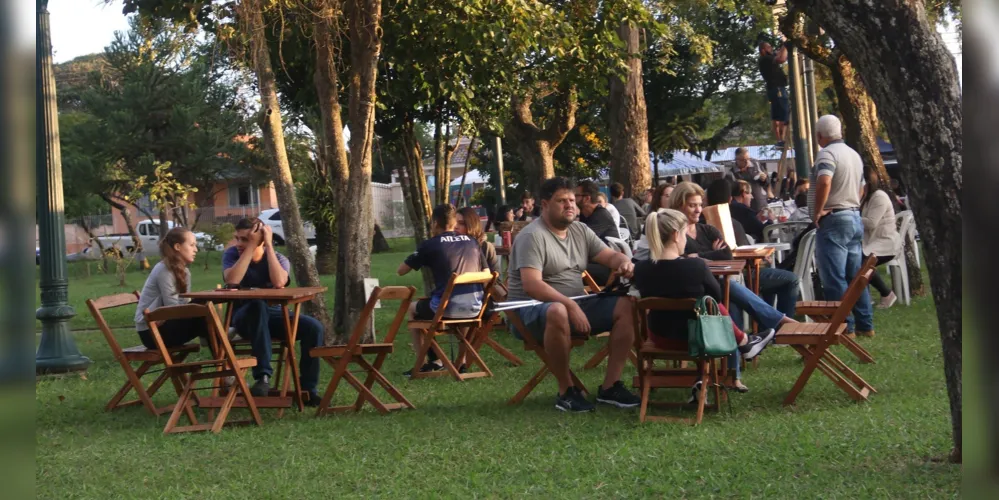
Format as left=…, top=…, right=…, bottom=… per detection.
left=138, top=224, right=147, bottom=236
left=228, top=184, right=259, bottom=208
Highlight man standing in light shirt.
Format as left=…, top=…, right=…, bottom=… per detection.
left=808, top=115, right=874, bottom=338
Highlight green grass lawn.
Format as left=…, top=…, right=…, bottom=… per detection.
left=35, top=240, right=960, bottom=498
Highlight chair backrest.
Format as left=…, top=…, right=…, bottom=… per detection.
left=826, top=255, right=878, bottom=332
left=633, top=297, right=697, bottom=351
left=430, top=271, right=499, bottom=326
left=792, top=229, right=817, bottom=279
left=343, top=286, right=416, bottom=349
left=581, top=271, right=602, bottom=293
left=605, top=236, right=633, bottom=260
left=85, top=292, right=141, bottom=359
left=763, top=221, right=811, bottom=244
left=143, top=304, right=218, bottom=366
left=896, top=210, right=917, bottom=249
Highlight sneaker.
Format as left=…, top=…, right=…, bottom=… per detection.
left=555, top=387, right=595, bottom=413
left=303, top=391, right=322, bottom=408
left=250, top=375, right=271, bottom=397
left=403, top=361, right=443, bottom=378
left=739, top=329, right=776, bottom=360
left=458, top=364, right=468, bottom=374
left=687, top=381, right=703, bottom=404
left=857, top=330, right=876, bottom=338
left=596, top=381, right=641, bottom=408
left=878, top=292, right=897, bottom=309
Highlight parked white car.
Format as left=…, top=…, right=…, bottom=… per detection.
left=91, top=220, right=209, bottom=256
left=258, top=209, right=317, bottom=245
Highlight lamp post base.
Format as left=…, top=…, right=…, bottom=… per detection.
left=35, top=305, right=90, bottom=375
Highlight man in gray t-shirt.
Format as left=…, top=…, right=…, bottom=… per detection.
left=809, top=115, right=873, bottom=336
left=506, top=177, right=640, bottom=413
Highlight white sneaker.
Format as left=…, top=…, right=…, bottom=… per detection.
left=878, top=292, right=897, bottom=309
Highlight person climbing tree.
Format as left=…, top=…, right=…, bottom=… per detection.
left=758, top=38, right=790, bottom=146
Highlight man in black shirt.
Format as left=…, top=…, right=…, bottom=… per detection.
left=758, top=41, right=790, bottom=145
left=575, top=180, right=619, bottom=286
left=398, top=204, right=489, bottom=375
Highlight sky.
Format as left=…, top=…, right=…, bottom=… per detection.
left=32, top=1, right=961, bottom=77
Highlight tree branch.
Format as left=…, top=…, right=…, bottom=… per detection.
left=780, top=9, right=837, bottom=67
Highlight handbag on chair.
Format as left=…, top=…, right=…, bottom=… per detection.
left=687, top=296, right=737, bottom=358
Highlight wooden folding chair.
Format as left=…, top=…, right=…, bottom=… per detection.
left=85, top=292, right=200, bottom=416
left=775, top=265, right=878, bottom=406
left=633, top=297, right=726, bottom=425
left=795, top=254, right=878, bottom=364
left=311, top=286, right=418, bottom=416
left=505, top=310, right=590, bottom=405
left=580, top=272, right=639, bottom=370
left=407, top=271, right=500, bottom=381
left=469, top=312, right=524, bottom=367
left=144, top=303, right=262, bottom=434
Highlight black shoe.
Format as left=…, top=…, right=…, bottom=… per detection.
left=596, top=381, right=641, bottom=408
left=739, top=329, right=776, bottom=360
left=251, top=375, right=271, bottom=397
left=776, top=140, right=786, bottom=148
left=304, top=391, right=322, bottom=407
left=403, top=361, right=443, bottom=378
left=458, top=364, right=468, bottom=374
left=687, top=380, right=703, bottom=404
left=555, top=387, right=595, bottom=413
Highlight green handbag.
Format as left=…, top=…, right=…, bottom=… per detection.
left=687, top=296, right=737, bottom=358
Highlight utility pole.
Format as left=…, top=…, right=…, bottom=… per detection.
left=36, top=0, right=90, bottom=374
left=495, top=136, right=506, bottom=205
left=803, top=57, right=821, bottom=158
left=787, top=46, right=811, bottom=179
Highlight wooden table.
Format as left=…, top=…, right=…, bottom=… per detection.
left=496, top=246, right=511, bottom=284
left=181, top=287, right=327, bottom=412
left=707, top=260, right=745, bottom=309
left=732, top=247, right=776, bottom=296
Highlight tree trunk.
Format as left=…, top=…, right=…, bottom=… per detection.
left=77, top=217, right=109, bottom=273
left=101, top=195, right=149, bottom=270
left=395, top=120, right=436, bottom=295
left=315, top=0, right=352, bottom=332
left=242, top=0, right=332, bottom=333
left=158, top=209, right=169, bottom=245
left=507, top=86, right=577, bottom=194
left=783, top=11, right=925, bottom=295
left=372, top=224, right=390, bottom=253
left=608, top=21, right=651, bottom=199
left=433, top=120, right=448, bottom=206
left=340, top=0, right=381, bottom=343
left=787, top=0, right=961, bottom=463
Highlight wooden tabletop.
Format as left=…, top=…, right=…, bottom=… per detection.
left=706, top=260, right=746, bottom=275
left=181, top=287, right=328, bottom=301
left=732, top=247, right=776, bottom=259
left=495, top=246, right=510, bottom=256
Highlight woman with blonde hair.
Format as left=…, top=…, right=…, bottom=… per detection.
left=457, top=207, right=499, bottom=273
left=134, top=227, right=208, bottom=349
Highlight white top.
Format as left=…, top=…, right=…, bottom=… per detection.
left=861, top=190, right=901, bottom=257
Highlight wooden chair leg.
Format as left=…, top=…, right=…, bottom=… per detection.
left=839, top=335, right=876, bottom=364
left=109, top=361, right=159, bottom=415
left=639, top=357, right=651, bottom=423
left=481, top=336, right=525, bottom=366
left=583, top=343, right=610, bottom=370
left=783, top=345, right=826, bottom=406
left=341, top=369, right=390, bottom=414
left=211, top=382, right=240, bottom=433
left=694, top=361, right=710, bottom=425
left=163, top=381, right=196, bottom=434
left=509, top=365, right=550, bottom=405
left=432, top=339, right=464, bottom=381
left=355, top=356, right=415, bottom=410
left=316, top=357, right=348, bottom=416
left=454, top=330, right=492, bottom=378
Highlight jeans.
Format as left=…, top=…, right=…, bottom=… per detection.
left=759, top=268, right=799, bottom=317
left=231, top=300, right=323, bottom=392
left=727, top=280, right=786, bottom=333
left=815, top=211, right=873, bottom=331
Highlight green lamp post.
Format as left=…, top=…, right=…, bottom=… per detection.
left=35, top=0, right=90, bottom=374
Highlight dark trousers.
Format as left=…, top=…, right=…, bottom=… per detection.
left=137, top=318, right=208, bottom=350
left=231, top=300, right=323, bottom=392
left=864, top=254, right=895, bottom=297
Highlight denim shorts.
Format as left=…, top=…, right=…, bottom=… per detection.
left=509, top=296, right=620, bottom=345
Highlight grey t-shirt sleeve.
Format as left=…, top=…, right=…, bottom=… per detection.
left=815, top=150, right=836, bottom=177
left=511, top=230, right=544, bottom=273
left=582, top=224, right=609, bottom=261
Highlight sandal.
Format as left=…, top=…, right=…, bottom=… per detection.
left=730, top=380, right=749, bottom=393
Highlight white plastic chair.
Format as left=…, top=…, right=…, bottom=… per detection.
left=896, top=211, right=920, bottom=269
left=605, top=236, right=633, bottom=260
left=763, top=221, right=812, bottom=263
left=793, top=229, right=817, bottom=302
left=887, top=211, right=916, bottom=306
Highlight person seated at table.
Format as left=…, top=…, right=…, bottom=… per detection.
left=726, top=179, right=771, bottom=243
left=860, top=169, right=902, bottom=309
left=669, top=182, right=798, bottom=390
left=704, top=180, right=800, bottom=319
left=635, top=183, right=676, bottom=260
left=794, top=178, right=810, bottom=211
left=610, top=182, right=646, bottom=239
left=490, top=204, right=516, bottom=233
left=632, top=208, right=774, bottom=360
left=575, top=180, right=621, bottom=288
left=457, top=207, right=499, bottom=273
left=398, top=204, right=490, bottom=376
left=223, top=217, right=324, bottom=404
left=507, top=177, right=641, bottom=413
left=518, top=191, right=539, bottom=221
left=135, top=227, right=209, bottom=350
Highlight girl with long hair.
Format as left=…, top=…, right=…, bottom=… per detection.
left=457, top=207, right=498, bottom=273
left=134, top=227, right=209, bottom=349
left=860, top=169, right=902, bottom=309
